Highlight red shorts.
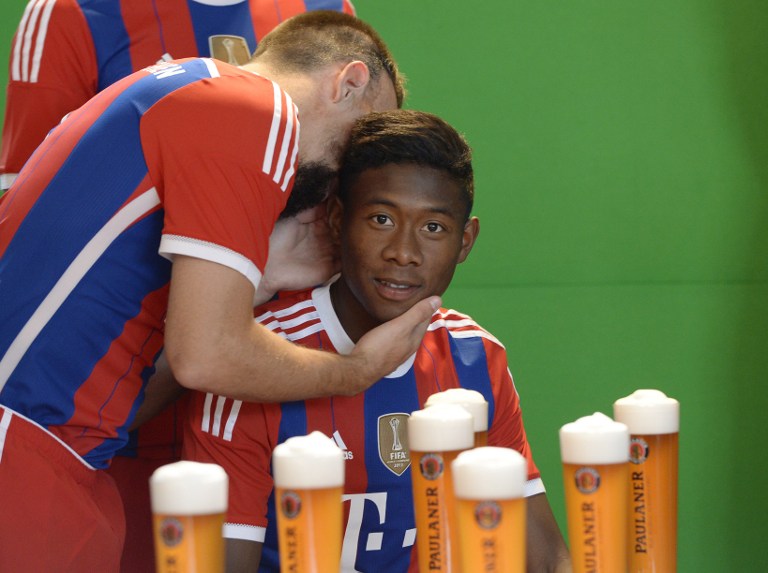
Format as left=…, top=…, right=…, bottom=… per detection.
left=0, top=406, right=126, bottom=572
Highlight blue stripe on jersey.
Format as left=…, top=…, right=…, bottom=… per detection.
left=304, top=0, right=347, bottom=10
left=1, top=210, right=169, bottom=466
left=78, top=0, right=134, bottom=90
left=448, top=335, right=497, bottom=425
left=357, top=373, right=422, bottom=572
left=187, top=1, right=257, bottom=56
left=0, top=59, right=217, bottom=465
left=0, top=59, right=211, bottom=357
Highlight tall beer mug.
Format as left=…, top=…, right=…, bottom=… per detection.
left=272, top=431, right=345, bottom=573
left=452, top=447, right=528, bottom=573
left=614, top=389, right=680, bottom=572
left=560, top=412, right=630, bottom=573
left=425, top=388, right=489, bottom=447
left=150, top=461, right=228, bottom=573
left=408, top=404, right=474, bottom=572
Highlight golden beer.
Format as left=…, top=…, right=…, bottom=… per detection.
left=614, top=389, right=680, bottom=572
left=149, top=461, right=229, bottom=573
left=425, top=388, right=488, bottom=448
left=153, top=512, right=225, bottom=573
left=408, top=404, right=474, bottom=573
left=452, top=446, right=528, bottom=573
left=560, top=412, right=630, bottom=573
left=562, top=462, right=629, bottom=573
left=275, top=486, right=344, bottom=573
left=411, top=449, right=463, bottom=572
left=272, top=432, right=345, bottom=573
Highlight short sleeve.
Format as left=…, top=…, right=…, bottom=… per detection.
left=140, top=67, right=299, bottom=291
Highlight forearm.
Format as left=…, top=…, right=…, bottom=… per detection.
left=169, top=320, right=366, bottom=402
left=130, top=352, right=187, bottom=430
left=165, top=256, right=437, bottom=402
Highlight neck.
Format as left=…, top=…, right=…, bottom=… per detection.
left=329, top=279, right=380, bottom=344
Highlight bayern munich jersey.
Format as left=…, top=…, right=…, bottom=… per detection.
left=0, top=57, right=299, bottom=468
left=1, top=0, right=355, bottom=188
left=183, top=279, right=545, bottom=572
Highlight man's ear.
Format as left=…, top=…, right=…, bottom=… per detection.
left=327, top=194, right=345, bottom=244
left=457, top=216, right=480, bottom=264
left=332, top=60, right=370, bottom=104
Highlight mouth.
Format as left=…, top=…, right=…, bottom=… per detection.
left=374, top=278, right=421, bottom=301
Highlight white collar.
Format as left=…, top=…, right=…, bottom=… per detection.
left=311, top=276, right=417, bottom=378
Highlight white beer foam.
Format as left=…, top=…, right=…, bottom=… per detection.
left=272, top=431, right=345, bottom=489
left=408, top=404, right=474, bottom=452
left=150, top=461, right=228, bottom=515
left=425, top=388, right=489, bottom=433
left=452, top=447, right=527, bottom=500
left=613, top=389, right=680, bottom=434
left=559, top=412, right=629, bottom=464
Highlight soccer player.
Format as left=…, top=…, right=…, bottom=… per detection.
left=183, top=109, right=573, bottom=572
left=0, top=12, right=439, bottom=570
left=0, top=0, right=356, bottom=190
left=1, top=2, right=355, bottom=569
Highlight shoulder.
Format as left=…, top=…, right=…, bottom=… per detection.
left=427, top=307, right=506, bottom=350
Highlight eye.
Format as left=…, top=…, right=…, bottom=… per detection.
left=423, top=221, right=446, bottom=233
left=371, top=214, right=394, bottom=226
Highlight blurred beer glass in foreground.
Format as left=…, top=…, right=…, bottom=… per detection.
left=408, top=403, right=474, bottom=572
left=149, top=461, right=228, bottom=573
left=614, top=389, right=680, bottom=572
left=560, top=412, right=630, bottom=573
left=272, top=431, right=345, bottom=573
left=452, top=447, right=527, bottom=573
left=425, top=388, right=489, bottom=447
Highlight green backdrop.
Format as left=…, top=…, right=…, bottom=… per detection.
left=1, top=1, right=766, bottom=570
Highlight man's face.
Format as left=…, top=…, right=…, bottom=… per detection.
left=331, top=163, right=478, bottom=339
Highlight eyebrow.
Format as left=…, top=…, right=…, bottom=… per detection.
left=363, top=198, right=459, bottom=217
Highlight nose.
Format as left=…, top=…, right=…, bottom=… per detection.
left=381, top=228, right=423, bottom=266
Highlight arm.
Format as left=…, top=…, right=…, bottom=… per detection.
left=129, top=352, right=186, bottom=431
left=226, top=539, right=263, bottom=573
left=164, top=255, right=439, bottom=402
left=526, top=493, right=573, bottom=573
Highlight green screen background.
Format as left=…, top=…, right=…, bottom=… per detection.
left=1, top=1, right=766, bottom=570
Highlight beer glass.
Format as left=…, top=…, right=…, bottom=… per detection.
left=150, top=461, right=228, bottom=573
left=425, top=388, right=489, bottom=447
left=408, top=403, right=474, bottom=573
left=452, top=446, right=527, bottom=573
left=560, top=412, right=630, bottom=573
left=614, top=389, right=680, bottom=572
left=272, top=431, right=345, bottom=573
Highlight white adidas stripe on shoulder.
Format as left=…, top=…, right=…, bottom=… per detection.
left=262, top=81, right=299, bottom=190
left=13, top=0, right=56, bottom=83
left=428, top=309, right=505, bottom=348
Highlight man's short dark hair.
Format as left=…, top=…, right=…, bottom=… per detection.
left=252, top=11, right=405, bottom=107
left=338, top=110, right=474, bottom=219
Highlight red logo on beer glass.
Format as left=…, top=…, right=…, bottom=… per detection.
left=574, top=467, right=601, bottom=494
left=474, top=501, right=502, bottom=530
left=419, top=453, right=444, bottom=480
left=629, top=437, right=649, bottom=464
left=281, top=491, right=302, bottom=519
left=160, top=517, right=184, bottom=547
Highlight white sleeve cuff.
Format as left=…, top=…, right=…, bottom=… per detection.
left=524, top=477, right=546, bottom=498
left=223, top=522, right=266, bottom=543
left=159, top=234, right=263, bottom=298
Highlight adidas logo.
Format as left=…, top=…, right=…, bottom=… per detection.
left=333, top=430, right=354, bottom=460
